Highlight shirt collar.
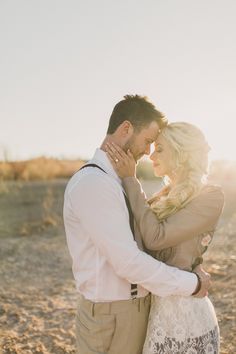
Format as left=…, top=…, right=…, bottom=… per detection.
left=90, top=148, right=122, bottom=184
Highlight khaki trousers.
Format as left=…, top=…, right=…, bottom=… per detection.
left=76, top=294, right=151, bottom=354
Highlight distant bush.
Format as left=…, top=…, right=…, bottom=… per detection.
left=208, top=160, right=236, bottom=219
left=1, top=157, right=236, bottom=186
left=208, top=160, right=236, bottom=184
left=0, top=157, right=85, bottom=181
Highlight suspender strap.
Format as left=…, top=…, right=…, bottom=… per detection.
left=79, top=163, right=106, bottom=173
left=79, top=163, right=138, bottom=298
left=123, top=194, right=135, bottom=236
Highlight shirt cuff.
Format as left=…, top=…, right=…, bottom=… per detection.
left=177, top=271, right=198, bottom=296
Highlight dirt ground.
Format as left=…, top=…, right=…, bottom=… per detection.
left=0, top=180, right=235, bottom=353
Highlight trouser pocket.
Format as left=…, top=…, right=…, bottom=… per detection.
left=76, top=306, right=116, bottom=354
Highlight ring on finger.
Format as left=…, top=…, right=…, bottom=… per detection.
left=115, top=158, right=119, bottom=163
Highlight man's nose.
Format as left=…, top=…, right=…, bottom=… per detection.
left=145, top=145, right=151, bottom=155
left=150, top=151, right=155, bottom=161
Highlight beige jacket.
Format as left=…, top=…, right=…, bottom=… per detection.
left=123, top=177, right=224, bottom=271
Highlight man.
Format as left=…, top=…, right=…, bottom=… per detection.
left=63, top=95, right=210, bottom=354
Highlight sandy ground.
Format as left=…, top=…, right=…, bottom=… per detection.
left=0, top=180, right=235, bottom=354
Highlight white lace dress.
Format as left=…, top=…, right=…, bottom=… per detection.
left=143, top=295, right=219, bottom=354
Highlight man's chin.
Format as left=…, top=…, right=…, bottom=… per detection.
left=136, top=154, right=144, bottom=162
left=128, top=151, right=139, bottom=163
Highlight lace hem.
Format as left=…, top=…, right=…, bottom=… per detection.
left=143, top=325, right=219, bottom=354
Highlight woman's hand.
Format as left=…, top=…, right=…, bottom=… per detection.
left=105, top=142, right=136, bottom=178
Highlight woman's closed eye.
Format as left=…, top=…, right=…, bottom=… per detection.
left=154, top=143, right=163, bottom=153
left=156, top=147, right=163, bottom=153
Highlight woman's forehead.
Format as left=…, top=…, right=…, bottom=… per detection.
left=155, top=133, right=166, bottom=145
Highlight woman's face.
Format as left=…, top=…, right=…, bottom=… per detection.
left=150, top=134, right=175, bottom=178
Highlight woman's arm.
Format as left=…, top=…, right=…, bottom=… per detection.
left=104, top=142, right=224, bottom=251
left=123, top=177, right=224, bottom=250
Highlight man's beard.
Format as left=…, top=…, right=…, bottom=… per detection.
left=123, top=137, right=142, bottom=163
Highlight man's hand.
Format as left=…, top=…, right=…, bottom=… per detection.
left=192, top=264, right=211, bottom=298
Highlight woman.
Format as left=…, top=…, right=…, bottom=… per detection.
left=105, top=122, right=224, bottom=354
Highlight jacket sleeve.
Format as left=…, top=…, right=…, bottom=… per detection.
left=122, top=177, right=224, bottom=250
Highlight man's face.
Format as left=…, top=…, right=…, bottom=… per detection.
left=124, top=121, right=160, bottom=161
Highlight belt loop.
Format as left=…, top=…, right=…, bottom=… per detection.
left=144, top=294, right=149, bottom=305
left=92, top=303, right=95, bottom=317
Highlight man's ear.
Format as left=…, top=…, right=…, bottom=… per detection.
left=120, top=120, right=134, bottom=137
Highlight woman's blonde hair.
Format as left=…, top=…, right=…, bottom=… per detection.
left=148, top=122, right=210, bottom=220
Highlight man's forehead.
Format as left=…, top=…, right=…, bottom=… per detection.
left=155, top=133, right=165, bottom=145
left=144, top=121, right=161, bottom=140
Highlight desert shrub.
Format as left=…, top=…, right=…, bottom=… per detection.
left=0, top=158, right=85, bottom=181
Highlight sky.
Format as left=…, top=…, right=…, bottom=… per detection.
left=0, top=0, right=236, bottom=162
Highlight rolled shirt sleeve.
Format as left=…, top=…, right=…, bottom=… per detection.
left=68, top=173, right=198, bottom=297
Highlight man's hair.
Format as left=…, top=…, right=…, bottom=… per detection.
left=107, top=94, right=168, bottom=134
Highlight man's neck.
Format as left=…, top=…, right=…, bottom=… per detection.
left=100, top=135, right=123, bottom=152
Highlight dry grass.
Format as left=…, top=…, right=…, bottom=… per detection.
left=0, top=158, right=85, bottom=181
left=1, top=157, right=236, bottom=184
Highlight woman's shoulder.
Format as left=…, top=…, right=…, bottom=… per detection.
left=193, top=183, right=225, bottom=211
left=200, top=183, right=224, bottom=200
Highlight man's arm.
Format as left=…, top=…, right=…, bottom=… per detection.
left=68, top=173, right=200, bottom=297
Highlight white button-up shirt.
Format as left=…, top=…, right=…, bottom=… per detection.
left=63, top=148, right=197, bottom=302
